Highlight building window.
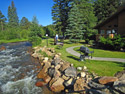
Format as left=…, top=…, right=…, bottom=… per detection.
left=107, top=30, right=111, bottom=35
left=114, top=25, right=118, bottom=27
left=100, top=30, right=105, bottom=34
left=112, top=29, right=115, bottom=33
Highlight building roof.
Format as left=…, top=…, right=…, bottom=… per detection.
left=94, top=6, right=125, bottom=29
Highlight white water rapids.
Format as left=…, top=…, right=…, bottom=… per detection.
left=0, top=42, right=44, bottom=94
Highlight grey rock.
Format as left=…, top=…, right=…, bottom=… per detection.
left=113, top=80, right=125, bottom=93
left=88, top=81, right=108, bottom=90
left=88, top=89, right=106, bottom=94
left=51, top=58, right=61, bottom=66
left=64, top=78, right=75, bottom=87
left=48, top=68, right=56, bottom=77
left=64, top=67, right=77, bottom=77
left=114, top=70, right=125, bottom=81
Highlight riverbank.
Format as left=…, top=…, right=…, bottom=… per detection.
left=32, top=46, right=125, bottom=94
left=0, top=39, right=28, bottom=44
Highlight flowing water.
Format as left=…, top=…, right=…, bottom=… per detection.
left=0, top=42, right=51, bottom=94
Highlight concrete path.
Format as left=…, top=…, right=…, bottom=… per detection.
left=66, top=46, right=125, bottom=63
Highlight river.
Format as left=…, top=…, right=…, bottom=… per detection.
left=0, top=42, right=53, bottom=94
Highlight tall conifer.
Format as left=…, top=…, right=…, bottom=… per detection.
left=52, top=0, right=72, bottom=37
left=0, top=10, right=6, bottom=31
left=8, top=1, right=19, bottom=27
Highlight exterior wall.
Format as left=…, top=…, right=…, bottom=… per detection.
left=99, top=18, right=118, bottom=35
left=118, top=11, right=125, bottom=35
left=96, top=18, right=118, bottom=41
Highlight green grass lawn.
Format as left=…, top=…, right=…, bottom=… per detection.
left=74, top=46, right=125, bottom=59
left=0, top=39, right=28, bottom=44
left=39, top=38, right=125, bottom=76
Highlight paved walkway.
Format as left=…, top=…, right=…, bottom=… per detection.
left=66, top=46, right=125, bottom=63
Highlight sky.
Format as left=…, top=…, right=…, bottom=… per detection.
left=0, top=0, right=54, bottom=26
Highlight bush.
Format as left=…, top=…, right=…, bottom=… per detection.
left=99, top=35, right=125, bottom=50
left=29, top=36, right=42, bottom=46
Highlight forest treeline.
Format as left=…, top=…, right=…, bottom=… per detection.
left=0, top=0, right=119, bottom=45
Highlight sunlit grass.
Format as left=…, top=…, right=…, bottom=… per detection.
left=0, top=39, right=28, bottom=44
left=39, top=38, right=125, bottom=76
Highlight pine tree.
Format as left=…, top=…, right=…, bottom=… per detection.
left=52, top=0, right=72, bottom=37
left=0, top=10, right=6, bottom=31
left=8, top=1, right=19, bottom=27
left=32, top=16, right=39, bottom=25
left=94, top=0, right=119, bottom=24
left=75, top=0, right=97, bottom=42
left=20, top=17, right=30, bottom=29
left=65, top=3, right=83, bottom=42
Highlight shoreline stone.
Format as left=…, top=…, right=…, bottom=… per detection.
left=33, top=46, right=125, bottom=94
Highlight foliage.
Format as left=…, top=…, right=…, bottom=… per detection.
left=29, top=24, right=42, bottom=46
left=43, top=25, right=56, bottom=37
left=52, top=0, right=73, bottom=37
left=29, top=36, right=41, bottom=46
left=8, top=1, right=19, bottom=27
left=0, top=10, right=6, bottom=31
left=20, top=17, right=30, bottom=29
left=75, top=0, right=97, bottom=43
left=99, top=35, right=125, bottom=50
left=94, top=0, right=119, bottom=24
left=32, top=16, right=39, bottom=25
left=0, top=28, right=30, bottom=40
left=65, top=3, right=83, bottom=42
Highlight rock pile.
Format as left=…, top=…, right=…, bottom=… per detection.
left=32, top=47, right=92, bottom=93
left=32, top=46, right=125, bottom=94
left=87, top=71, right=125, bottom=94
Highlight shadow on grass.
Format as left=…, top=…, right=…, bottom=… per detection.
left=112, top=62, right=125, bottom=68
left=67, top=56, right=80, bottom=61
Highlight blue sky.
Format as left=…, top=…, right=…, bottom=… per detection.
left=0, top=0, right=54, bottom=26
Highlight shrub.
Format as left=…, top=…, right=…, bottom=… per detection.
left=99, top=35, right=125, bottom=50
left=29, top=36, right=42, bottom=46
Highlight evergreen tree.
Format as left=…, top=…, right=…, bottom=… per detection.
left=32, top=16, right=39, bottom=25
left=94, top=0, right=119, bottom=24
left=75, top=0, right=97, bottom=42
left=52, top=0, right=72, bottom=37
left=65, top=3, right=83, bottom=42
left=0, top=10, right=6, bottom=31
left=8, top=1, right=19, bottom=27
left=20, top=17, right=30, bottom=29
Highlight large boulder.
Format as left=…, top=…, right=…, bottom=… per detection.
left=87, top=89, right=106, bottom=94
left=64, top=78, right=75, bottom=87
left=48, top=68, right=56, bottom=77
left=114, top=70, right=125, bottom=81
left=60, top=62, right=70, bottom=72
left=0, top=46, right=6, bottom=51
left=62, top=75, right=70, bottom=81
left=43, top=75, right=51, bottom=83
left=113, top=80, right=125, bottom=93
left=50, top=77, right=65, bottom=92
left=35, top=81, right=47, bottom=87
left=98, top=76, right=118, bottom=85
left=74, top=78, right=86, bottom=91
left=64, top=66, right=77, bottom=77
left=88, top=81, right=107, bottom=90
left=37, top=61, right=51, bottom=79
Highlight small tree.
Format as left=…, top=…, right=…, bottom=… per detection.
left=0, top=10, right=6, bottom=31
left=20, top=17, right=30, bottom=29
left=32, top=16, right=39, bottom=25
